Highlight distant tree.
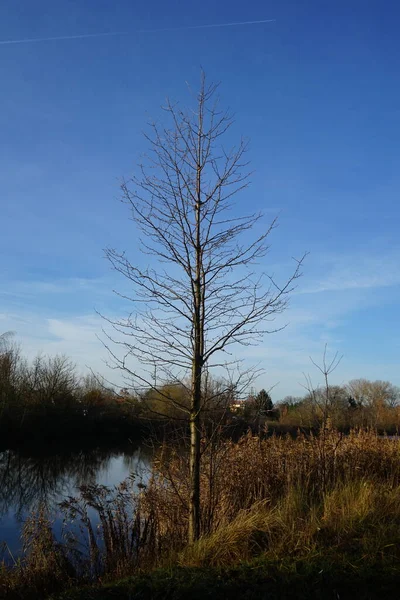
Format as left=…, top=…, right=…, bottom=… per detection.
left=240, top=388, right=276, bottom=422
left=141, top=383, right=190, bottom=420
left=304, top=384, right=348, bottom=427
left=280, top=395, right=303, bottom=408
left=0, top=331, right=14, bottom=350
left=302, top=346, right=343, bottom=428
left=347, top=395, right=359, bottom=410
left=346, top=379, right=400, bottom=427
left=0, top=332, right=24, bottom=412
left=275, top=395, right=304, bottom=423
left=0, top=332, right=15, bottom=387
left=346, top=379, right=399, bottom=409
left=25, top=354, right=78, bottom=408
left=254, top=389, right=273, bottom=415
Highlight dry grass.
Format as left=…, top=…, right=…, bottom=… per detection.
left=58, top=480, right=160, bottom=580
left=2, top=428, right=400, bottom=599
left=179, top=480, right=400, bottom=569
left=145, top=428, right=400, bottom=543
left=0, top=510, right=76, bottom=599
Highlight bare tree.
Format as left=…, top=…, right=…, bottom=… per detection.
left=0, top=331, right=14, bottom=349
left=103, top=75, right=305, bottom=543
left=346, top=378, right=400, bottom=426
left=302, top=344, right=343, bottom=428
left=0, top=331, right=22, bottom=415
left=301, top=346, right=344, bottom=492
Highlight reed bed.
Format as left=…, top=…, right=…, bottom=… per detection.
left=2, top=428, right=400, bottom=599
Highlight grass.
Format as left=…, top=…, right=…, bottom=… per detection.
left=52, top=481, right=400, bottom=598
left=3, top=428, right=400, bottom=599
left=51, top=561, right=400, bottom=600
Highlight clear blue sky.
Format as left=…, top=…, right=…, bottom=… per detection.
left=1, top=0, right=399, bottom=398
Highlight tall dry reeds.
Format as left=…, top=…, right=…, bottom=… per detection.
left=0, top=510, right=75, bottom=599
left=145, top=428, right=400, bottom=542
left=59, top=480, right=159, bottom=578
left=2, top=428, right=400, bottom=599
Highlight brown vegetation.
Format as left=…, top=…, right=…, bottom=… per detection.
left=2, top=428, right=400, bottom=599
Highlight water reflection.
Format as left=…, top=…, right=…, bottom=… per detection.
left=0, top=444, right=152, bottom=554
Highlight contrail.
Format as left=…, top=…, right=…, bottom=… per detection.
left=0, top=19, right=275, bottom=46
left=0, top=31, right=126, bottom=45
left=137, top=19, right=276, bottom=33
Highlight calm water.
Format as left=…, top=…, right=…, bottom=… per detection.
left=0, top=444, right=152, bottom=559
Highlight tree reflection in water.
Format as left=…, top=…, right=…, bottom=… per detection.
left=0, top=444, right=151, bottom=523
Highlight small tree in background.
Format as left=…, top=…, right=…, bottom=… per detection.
left=254, top=389, right=273, bottom=415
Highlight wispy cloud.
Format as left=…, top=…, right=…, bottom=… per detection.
left=1, top=247, right=399, bottom=397
left=0, top=277, right=105, bottom=297
left=1, top=311, right=106, bottom=373
left=235, top=248, right=400, bottom=396
left=298, top=251, right=400, bottom=295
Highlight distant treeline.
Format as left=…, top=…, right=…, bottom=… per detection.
left=274, top=379, right=400, bottom=432
left=1, top=337, right=399, bottom=448
left=0, top=337, right=140, bottom=447
left=0, top=339, right=250, bottom=448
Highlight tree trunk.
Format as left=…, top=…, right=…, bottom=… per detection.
left=189, top=210, right=203, bottom=542
left=189, top=372, right=201, bottom=543
left=188, top=93, right=205, bottom=544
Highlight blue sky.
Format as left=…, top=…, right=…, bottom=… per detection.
left=0, top=0, right=399, bottom=399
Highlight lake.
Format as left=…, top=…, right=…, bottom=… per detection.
left=0, top=443, right=153, bottom=561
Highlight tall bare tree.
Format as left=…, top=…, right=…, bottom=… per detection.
left=104, top=75, right=305, bottom=543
